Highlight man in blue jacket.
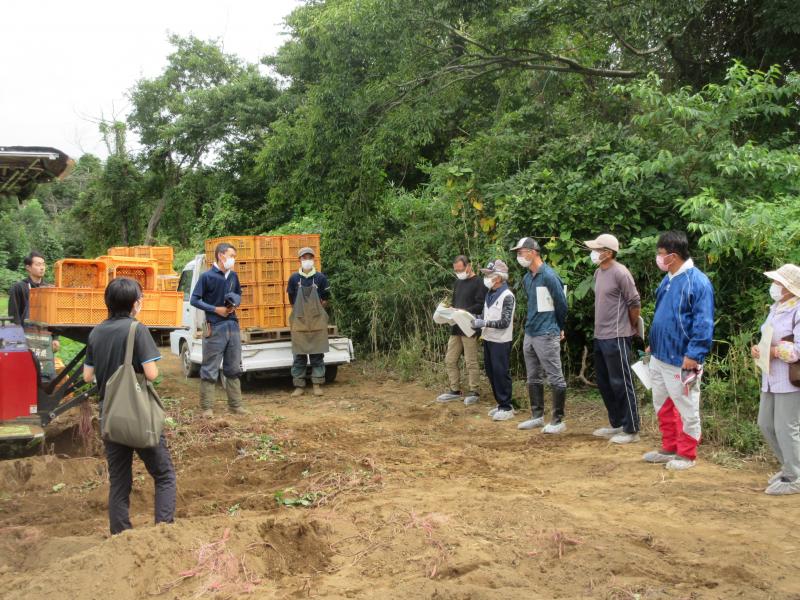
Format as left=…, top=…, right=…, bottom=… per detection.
left=644, top=231, right=714, bottom=471
left=190, top=242, right=247, bottom=417
left=513, top=237, right=569, bottom=434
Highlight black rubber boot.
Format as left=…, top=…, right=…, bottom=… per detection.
left=552, top=387, right=567, bottom=424
left=529, top=384, right=545, bottom=419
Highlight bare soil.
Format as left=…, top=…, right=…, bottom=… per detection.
left=1, top=353, right=799, bottom=599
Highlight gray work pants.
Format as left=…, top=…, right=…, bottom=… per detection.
left=759, top=391, right=800, bottom=481
left=201, top=319, right=242, bottom=381
left=523, top=333, right=566, bottom=389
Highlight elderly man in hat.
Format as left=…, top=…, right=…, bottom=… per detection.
left=287, top=246, right=331, bottom=397
left=584, top=233, right=642, bottom=444
left=474, top=260, right=517, bottom=421
left=512, top=237, right=569, bottom=434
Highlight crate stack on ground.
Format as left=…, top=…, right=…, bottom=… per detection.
left=204, top=234, right=321, bottom=330
left=29, top=249, right=182, bottom=327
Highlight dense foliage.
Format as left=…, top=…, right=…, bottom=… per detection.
left=2, top=0, right=799, bottom=452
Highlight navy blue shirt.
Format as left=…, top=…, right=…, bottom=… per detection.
left=190, top=265, right=243, bottom=324
left=286, top=270, right=330, bottom=306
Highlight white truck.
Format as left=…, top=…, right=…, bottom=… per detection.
left=169, top=255, right=354, bottom=382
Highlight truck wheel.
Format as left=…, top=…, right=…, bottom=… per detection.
left=181, top=341, right=200, bottom=378
left=325, top=365, right=338, bottom=384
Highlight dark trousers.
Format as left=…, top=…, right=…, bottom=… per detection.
left=594, top=337, right=640, bottom=433
left=104, top=435, right=176, bottom=535
left=484, top=341, right=513, bottom=410
left=292, top=353, right=325, bottom=387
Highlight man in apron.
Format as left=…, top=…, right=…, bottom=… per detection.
left=287, top=247, right=331, bottom=396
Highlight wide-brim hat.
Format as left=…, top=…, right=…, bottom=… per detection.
left=764, top=264, right=800, bottom=298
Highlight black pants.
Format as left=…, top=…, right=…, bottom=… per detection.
left=594, top=337, right=640, bottom=433
left=104, top=434, right=177, bottom=535
left=484, top=340, right=513, bottom=411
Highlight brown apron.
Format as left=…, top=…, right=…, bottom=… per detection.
left=290, top=283, right=329, bottom=355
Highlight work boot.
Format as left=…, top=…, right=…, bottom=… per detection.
left=313, top=383, right=324, bottom=397
left=291, top=387, right=305, bottom=397
left=518, top=384, right=545, bottom=429
left=200, top=379, right=216, bottom=412
left=224, top=377, right=244, bottom=412
left=229, top=406, right=249, bottom=415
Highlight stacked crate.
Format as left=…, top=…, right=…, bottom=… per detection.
left=203, top=234, right=321, bottom=330
left=106, top=245, right=178, bottom=291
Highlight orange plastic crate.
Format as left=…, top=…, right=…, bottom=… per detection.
left=240, top=283, right=285, bottom=307
left=234, top=260, right=282, bottom=284
left=29, top=288, right=107, bottom=324
left=281, top=234, right=321, bottom=260
left=157, top=274, right=180, bottom=291
left=282, top=258, right=322, bottom=282
left=236, top=306, right=261, bottom=329
left=260, top=305, right=285, bottom=328
left=235, top=305, right=285, bottom=330
left=112, top=265, right=157, bottom=291
left=205, top=236, right=283, bottom=261
left=54, top=259, right=109, bottom=289
left=107, top=246, right=130, bottom=257
left=138, top=291, right=183, bottom=327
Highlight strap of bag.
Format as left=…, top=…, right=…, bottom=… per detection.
left=124, top=320, right=138, bottom=367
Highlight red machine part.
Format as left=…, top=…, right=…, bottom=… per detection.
left=0, top=323, right=38, bottom=421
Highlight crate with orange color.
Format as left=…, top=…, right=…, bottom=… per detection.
left=205, top=236, right=283, bottom=261
left=54, top=259, right=108, bottom=289
left=137, top=291, right=183, bottom=326
left=111, top=265, right=157, bottom=290
left=235, top=305, right=285, bottom=330
left=260, top=305, right=285, bottom=328
left=107, top=246, right=131, bottom=257
left=240, top=282, right=284, bottom=307
left=281, top=234, right=320, bottom=261
left=282, top=258, right=322, bottom=282
left=29, top=288, right=108, bottom=324
left=234, top=260, right=282, bottom=285
left=157, top=274, right=180, bottom=291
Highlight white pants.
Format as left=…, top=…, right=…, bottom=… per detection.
left=649, top=357, right=702, bottom=460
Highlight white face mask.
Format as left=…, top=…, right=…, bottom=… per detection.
left=223, top=257, right=235, bottom=271
left=517, top=255, right=532, bottom=268
left=769, top=282, right=785, bottom=302
left=590, top=250, right=604, bottom=265
left=483, top=276, right=495, bottom=289
left=455, top=271, right=468, bottom=280
left=301, top=259, right=315, bottom=271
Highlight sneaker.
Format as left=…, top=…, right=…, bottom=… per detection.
left=665, top=457, right=696, bottom=471
left=313, top=383, right=324, bottom=397
left=768, top=471, right=784, bottom=486
left=291, top=387, right=305, bottom=398
left=487, top=406, right=499, bottom=417
left=610, top=432, right=640, bottom=444
left=592, top=426, right=624, bottom=438
left=228, top=406, right=249, bottom=415
left=463, top=392, right=479, bottom=406
left=436, top=391, right=462, bottom=403
left=201, top=409, right=214, bottom=418
left=517, top=417, right=545, bottom=430
left=642, top=450, right=676, bottom=464
left=543, top=421, right=566, bottom=434
left=765, top=479, right=800, bottom=496
left=492, top=409, right=515, bottom=421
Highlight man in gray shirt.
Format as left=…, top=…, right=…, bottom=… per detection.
left=585, top=234, right=642, bottom=444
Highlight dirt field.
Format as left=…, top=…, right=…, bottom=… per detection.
left=2, top=353, right=799, bottom=600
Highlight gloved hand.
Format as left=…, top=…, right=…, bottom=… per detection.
left=473, top=318, right=486, bottom=329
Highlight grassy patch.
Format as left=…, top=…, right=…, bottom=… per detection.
left=0, top=295, right=7, bottom=315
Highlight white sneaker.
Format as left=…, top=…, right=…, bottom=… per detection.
left=592, top=426, right=624, bottom=438
left=665, top=457, right=696, bottom=471
left=487, top=406, right=499, bottom=417
left=642, top=450, right=676, bottom=464
left=463, top=393, right=479, bottom=406
left=542, top=421, right=566, bottom=434
left=768, top=471, right=784, bottom=486
left=492, top=409, right=515, bottom=421
left=518, top=417, right=545, bottom=430
left=609, top=432, right=640, bottom=445
left=766, top=479, right=800, bottom=495
left=436, top=391, right=462, bottom=403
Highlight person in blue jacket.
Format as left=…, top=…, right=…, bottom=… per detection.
left=644, top=231, right=714, bottom=471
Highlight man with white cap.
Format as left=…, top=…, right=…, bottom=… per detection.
left=512, top=237, right=569, bottom=434
left=287, top=246, right=331, bottom=397
left=584, top=233, right=642, bottom=444
left=474, top=260, right=516, bottom=421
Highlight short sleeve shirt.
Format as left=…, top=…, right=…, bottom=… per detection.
left=85, top=317, right=161, bottom=401
left=593, top=262, right=641, bottom=340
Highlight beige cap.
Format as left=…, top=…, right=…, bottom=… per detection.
left=584, top=233, right=620, bottom=252
left=765, top=264, right=800, bottom=298
left=298, top=246, right=316, bottom=258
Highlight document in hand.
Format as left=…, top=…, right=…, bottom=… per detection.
left=433, top=303, right=477, bottom=337
left=755, top=324, right=773, bottom=375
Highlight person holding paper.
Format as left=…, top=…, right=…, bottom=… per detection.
left=750, top=264, right=800, bottom=495
left=512, top=237, right=569, bottom=434
left=584, top=234, right=642, bottom=445
left=474, top=260, right=516, bottom=421
left=644, top=232, right=714, bottom=471
left=437, top=256, right=487, bottom=405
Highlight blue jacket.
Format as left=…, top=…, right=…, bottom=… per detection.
left=190, top=265, right=243, bottom=324
left=522, top=264, right=567, bottom=336
left=649, top=262, right=715, bottom=367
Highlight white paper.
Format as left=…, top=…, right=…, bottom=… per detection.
left=755, top=324, right=773, bottom=374
left=631, top=360, right=652, bottom=390
left=536, top=287, right=554, bottom=312
left=432, top=303, right=477, bottom=337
